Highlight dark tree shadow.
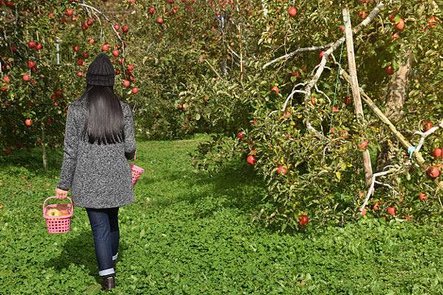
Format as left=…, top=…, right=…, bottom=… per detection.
left=0, top=147, right=63, bottom=174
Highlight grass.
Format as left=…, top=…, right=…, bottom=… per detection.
left=0, top=135, right=442, bottom=294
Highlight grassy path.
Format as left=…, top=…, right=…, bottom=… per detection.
left=0, top=137, right=442, bottom=294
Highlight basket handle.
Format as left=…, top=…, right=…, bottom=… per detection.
left=43, top=196, right=73, bottom=212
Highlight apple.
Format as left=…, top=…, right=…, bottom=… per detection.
left=35, top=43, right=43, bottom=50
left=418, top=192, right=427, bottom=201
left=122, top=25, right=129, bottom=33
left=112, top=49, right=119, bottom=57
left=276, top=165, right=288, bottom=175
left=65, top=8, right=74, bottom=17
left=339, top=25, right=345, bottom=32
left=59, top=209, right=70, bottom=216
left=427, top=166, right=441, bottom=179
left=72, top=45, right=80, bottom=52
left=395, top=18, right=405, bottom=31
left=76, top=71, right=84, bottom=77
left=113, top=24, right=120, bottom=31
left=81, top=22, right=89, bottom=31
left=24, top=118, right=32, bottom=127
left=358, top=140, right=369, bottom=151
left=372, top=202, right=380, bottom=211
left=82, top=52, right=89, bottom=58
left=171, top=6, right=179, bottom=14
left=27, top=60, right=36, bottom=69
left=386, top=206, right=396, bottom=216
left=271, top=85, right=279, bottom=95
left=101, top=43, right=110, bottom=52
left=236, top=131, right=245, bottom=140
left=127, top=64, right=135, bottom=72
left=156, top=17, right=164, bottom=24
left=131, top=87, right=139, bottom=94
left=47, top=208, right=62, bottom=217
left=360, top=208, right=367, bottom=216
left=332, top=106, right=339, bottom=113
left=432, top=148, right=442, bottom=158
left=287, top=6, right=297, bottom=17
left=298, top=214, right=309, bottom=226
left=88, top=38, right=95, bottom=45
left=22, top=74, right=31, bottom=82
left=427, top=16, right=438, bottom=29
left=77, top=58, right=85, bottom=66
left=148, top=6, right=156, bottom=15
left=422, top=120, right=433, bottom=131
left=27, top=40, right=36, bottom=49
left=86, top=18, right=94, bottom=26
left=167, top=0, right=174, bottom=3
left=319, top=51, right=325, bottom=59
left=122, top=79, right=131, bottom=88
left=358, top=10, right=368, bottom=19
left=246, top=154, right=256, bottom=165
left=385, top=65, right=394, bottom=75
left=3, top=75, right=11, bottom=83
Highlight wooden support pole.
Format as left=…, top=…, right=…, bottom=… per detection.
left=343, top=8, right=373, bottom=186
left=340, top=70, right=427, bottom=169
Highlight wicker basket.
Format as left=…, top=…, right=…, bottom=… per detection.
left=43, top=196, right=74, bottom=234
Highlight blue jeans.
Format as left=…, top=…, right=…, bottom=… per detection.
left=86, top=207, right=119, bottom=277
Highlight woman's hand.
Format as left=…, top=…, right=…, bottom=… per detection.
left=55, top=188, right=68, bottom=199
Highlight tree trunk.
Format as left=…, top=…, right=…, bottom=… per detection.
left=376, top=51, right=413, bottom=170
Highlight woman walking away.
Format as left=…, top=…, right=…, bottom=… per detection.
left=55, top=53, right=136, bottom=291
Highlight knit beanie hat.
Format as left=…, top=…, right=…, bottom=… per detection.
left=86, top=53, right=115, bottom=86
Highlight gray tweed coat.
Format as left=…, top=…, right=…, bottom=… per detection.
left=57, top=97, right=136, bottom=208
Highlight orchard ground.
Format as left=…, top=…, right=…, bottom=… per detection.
left=0, top=136, right=442, bottom=294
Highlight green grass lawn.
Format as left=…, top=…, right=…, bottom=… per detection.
left=0, top=136, right=442, bottom=294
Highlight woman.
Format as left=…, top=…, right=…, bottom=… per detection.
left=55, top=53, right=136, bottom=291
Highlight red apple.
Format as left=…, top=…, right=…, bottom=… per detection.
left=385, top=65, right=394, bottom=75
left=344, top=96, right=352, bottom=105
left=26, top=60, right=36, bottom=69
left=76, top=71, right=84, bottom=77
left=112, top=50, right=119, bottom=57
left=24, top=118, right=32, bottom=127
left=22, top=74, right=31, bottom=82
left=358, top=140, right=369, bottom=151
left=395, top=18, right=405, bottom=31
left=387, top=207, right=396, bottom=216
left=27, top=40, right=36, bottom=49
left=332, top=106, right=339, bottom=113
left=73, top=45, right=80, bottom=52
left=358, top=10, right=368, bottom=19
left=86, top=18, right=94, bottom=26
left=122, top=79, right=131, bottom=88
left=127, top=64, right=135, bottom=72
left=360, top=208, right=367, bottom=216
left=65, top=8, right=74, bottom=17
left=88, top=38, right=95, bottom=45
left=422, top=120, right=433, bottom=131
left=148, top=6, right=156, bottom=15
left=339, top=25, right=345, bottom=32
left=113, top=24, right=120, bottom=31
left=156, top=17, right=164, bottom=24
left=35, top=43, right=43, bottom=50
left=287, top=6, right=297, bottom=17
left=418, top=192, right=427, bottom=201
left=122, top=25, right=129, bottom=33
left=236, top=131, right=245, bottom=140
left=246, top=155, right=256, bottom=166
left=3, top=75, right=11, bottom=83
left=101, top=43, right=110, bottom=52
left=298, top=214, right=309, bottom=226
left=82, top=52, right=89, bottom=58
left=432, top=148, right=442, bottom=158
left=427, top=166, right=441, bottom=179
left=131, top=87, right=139, bottom=94
left=427, top=16, right=438, bottom=29
left=276, top=165, right=288, bottom=175
left=167, top=0, right=174, bottom=3
left=271, top=85, right=279, bottom=95
left=77, top=58, right=85, bottom=66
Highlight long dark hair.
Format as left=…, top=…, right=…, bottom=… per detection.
left=82, top=85, right=124, bottom=145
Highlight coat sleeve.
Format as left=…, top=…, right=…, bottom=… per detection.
left=123, top=104, right=136, bottom=160
left=57, top=105, right=79, bottom=191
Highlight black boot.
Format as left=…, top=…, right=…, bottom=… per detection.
left=101, top=275, right=116, bottom=291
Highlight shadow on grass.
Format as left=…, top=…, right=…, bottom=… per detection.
left=151, top=161, right=267, bottom=216
left=47, top=231, right=127, bottom=283
left=0, top=147, right=63, bottom=173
